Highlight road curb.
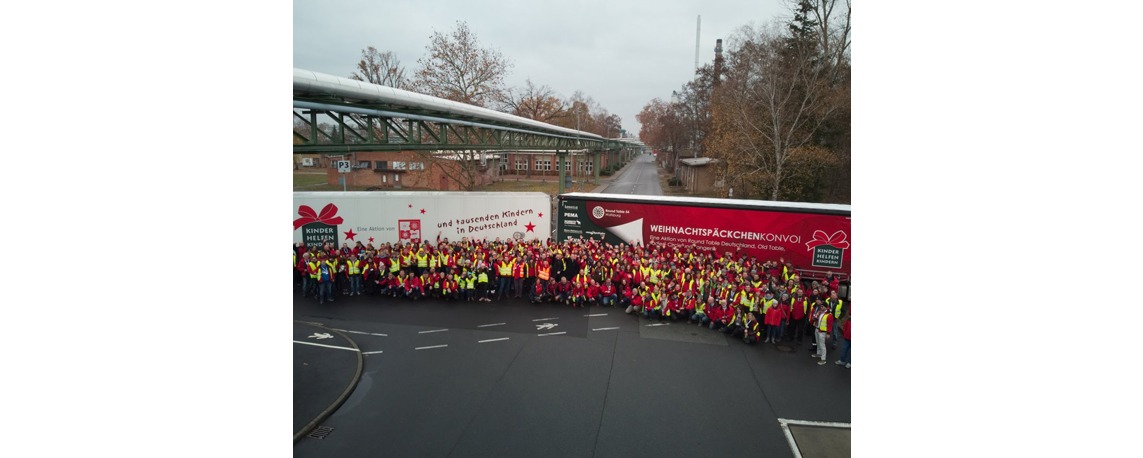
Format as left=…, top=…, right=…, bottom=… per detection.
left=293, top=321, right=364, bottom=443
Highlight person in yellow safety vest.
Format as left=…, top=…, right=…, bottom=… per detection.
left=415, top=248, right=429, bottom=276
left=302, top=253, right=319, bottom=299
left=477, top=268, right=491, bottom=302
left=813, top=301, right=835, bottom=365
left=494, top=255, right=514, bottom=301
left=827, top=290, right=846, bottom=349
left=740, top=288, right=756, bottom=315
left=643, top=290, right=663, bottom=321
left=462, top=270, right=477, bottom=302
left=400, top=248, right=413, bottom=271
left=346, top=254, right=364, bottom=296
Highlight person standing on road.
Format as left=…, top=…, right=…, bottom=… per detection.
left=317, top=258, right=335, bottom=305
left=835, top=310, right=851, bottom=369
left=813, top=302, right=834, bottom=365
left=826, top=290, right=847, bottom=349
left=346, top=254, right=364, bottom=296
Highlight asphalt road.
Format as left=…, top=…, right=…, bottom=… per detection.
left=293, top=293, right=850, bottom=457
left=600, top=154, right=663, bottom=196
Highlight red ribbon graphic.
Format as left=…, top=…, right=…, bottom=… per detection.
left=293, top=203, right=344, bottom=230
left=805, top=230, right=849, bottom=250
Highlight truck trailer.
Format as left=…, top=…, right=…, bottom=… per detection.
left=293, top=192, right=552, bottom=247
left=556, top=192, right=851, bottom=289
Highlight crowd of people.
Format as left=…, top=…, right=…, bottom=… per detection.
left=293, top=236, right=851, bottom=368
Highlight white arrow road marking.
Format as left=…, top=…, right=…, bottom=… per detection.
left=477, top=323, right=507, bottom=328
left=308, top=332, right=334, bottom=339
left=532, top=317, right=559, bottom=322
left=537, top=331, right=566, bottom=337
left=592, top=327, right=620, bottom=331
left=293, top=341, right=357, bottom=351
left=478, top=338, right=510, bottom=343
left=535, top=323, right=558, bottom=331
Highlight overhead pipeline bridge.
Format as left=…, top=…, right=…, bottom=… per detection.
left=293, top=68, right=647, bottom=157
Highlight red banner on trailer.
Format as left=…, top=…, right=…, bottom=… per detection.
left=563, top=198, right=851, bottom=276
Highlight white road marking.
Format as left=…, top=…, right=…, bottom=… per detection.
left=477, top=323, right=507, bottom=328
left=478, top=337, right=510, bottom=343
left=584, top=313, right=608, bottom=317
left=331, top=328, right=387, bottom=336
left=532, top=317, right=559, bottom=321
left=293, top=341, right=358, bottom=352
left=361, top=350, right=384, bottom=355
left=418, top=329, right=449, bottom=334
left=592, top=327, right=620, bottom=331
left=644, top=323, right=670, bottom=327
left=537, top=332, right=566, bottom=337
left=415, top=345, right=448, bottom=350
left=777, top=418, right=851, bottom=458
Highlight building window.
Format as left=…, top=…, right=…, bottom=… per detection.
left=577, top=161, right=593, bottom=173
left=392, top=161, right=407, bottom=170
left=357, top=161, right=371, bottom=169
left=409, top=162, right=425, bottom=171
left=535, top=159, right=551, bottom=171
left=382, top=175, right=387, bottom=183
left=375, top=161, right=388, bottom=170
left=394, top=174, right=400, bottom=182
left=516, top=159, right=528, bottom=171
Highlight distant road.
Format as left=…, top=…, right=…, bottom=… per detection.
left=600, top=154, right=663, bottom=196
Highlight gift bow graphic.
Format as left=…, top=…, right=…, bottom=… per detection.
left=293, top=204, right=344, bottom=230
left=805, top=230, right=849, bottom=250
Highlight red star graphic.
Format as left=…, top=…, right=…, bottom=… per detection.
left=538, top=212, right=543, bottom=218
left=344, top=229, right=357, bottom=241
left=408, top=204, right=412, bottom=208
left=525, top=222, right=536, bottom=232
left=420, top=208, right=426, bottom=214
left=368, top=237, right=374, bottom=243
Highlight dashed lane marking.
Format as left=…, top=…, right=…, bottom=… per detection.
left=477, top=323, right=507, bottom=328
left=584, top=313, right=608, bottom=317
left=532, top=317, right=559, bottom=322
left=361, top=350, right=384, bottom=355
left=418, top=329, right=449, bottom=334
left=592, top=327, right=620, bottom=331
left=415, top=345, right=448, bottom=350
left=644, top=323, right=670, bottom=327
left=478, top=337, right=510, bottom=343
left=537, top=332, right=566, bottom=337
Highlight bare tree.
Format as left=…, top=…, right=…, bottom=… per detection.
left=350, top=46, right=408, bottom=88
left=414, top=21, right=513, bottom=108
left=501, top=79, right=567, bottom=123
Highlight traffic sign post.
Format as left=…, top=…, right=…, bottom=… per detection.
left=336, top=160, right=351, bottom=191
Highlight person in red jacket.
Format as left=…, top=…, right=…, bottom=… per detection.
left=598, top=279, right=618, bottom=307
left=765, top=296, right=789, bottom=343
left=835, top=311, right=851, bottom=369
left=585, top=279, right=601, bottom=307
left=405, top=273, right=425, bottom=301
left=788, top=291, right=810, bottom=343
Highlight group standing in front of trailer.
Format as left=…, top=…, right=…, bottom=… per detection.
left=294, top=236, right=851, bottom=368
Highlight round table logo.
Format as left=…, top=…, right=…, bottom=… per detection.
left=592, top=206, right=605, bottom=219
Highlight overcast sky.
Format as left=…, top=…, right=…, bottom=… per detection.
left=294, top=0, right=791, bottom=137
